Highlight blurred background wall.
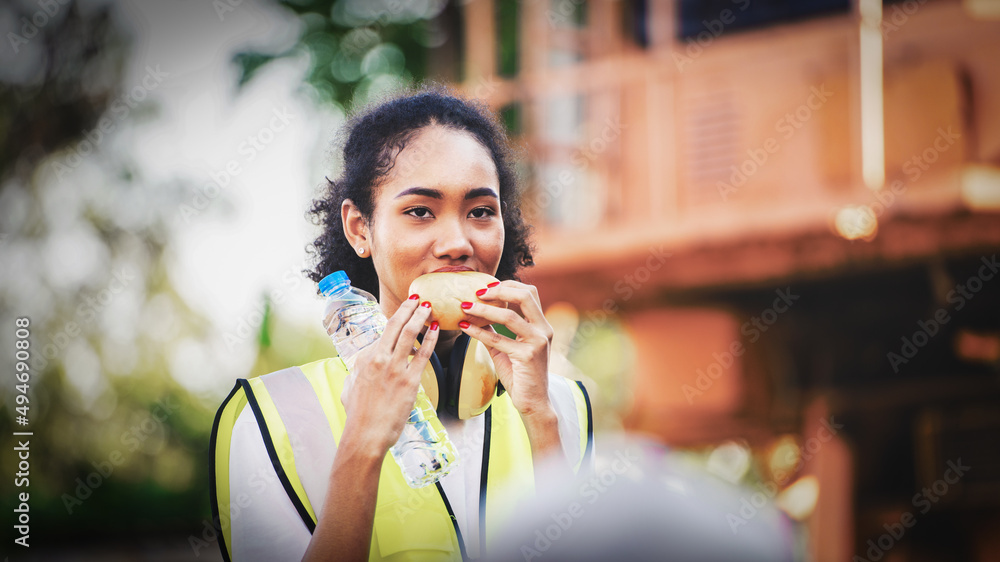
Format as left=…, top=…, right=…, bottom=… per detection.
left=1, top=0, right=998, bottom=560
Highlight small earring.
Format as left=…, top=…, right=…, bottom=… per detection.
left=357, top=247, right=365, bottom=255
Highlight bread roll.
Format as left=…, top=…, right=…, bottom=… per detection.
left=408, top=271, right=504, bottom=330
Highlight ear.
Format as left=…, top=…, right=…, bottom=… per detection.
left=341, top=199, right=369, bottom=251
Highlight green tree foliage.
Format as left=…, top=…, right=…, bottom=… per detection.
left=0, top=1, right=221, bottom=548
left=0, top=3, right=128, bottom=182
left=230, top=0, right=450, bottom=109
left=0, top=0, right=445, bottom=551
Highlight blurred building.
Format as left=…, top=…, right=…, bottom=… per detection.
left=445, top=0, right=1000, bottom=560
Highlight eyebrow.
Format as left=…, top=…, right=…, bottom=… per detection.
left=465, top=187, right=500, bottom=200
left=394, top=186, right=499, bottom=201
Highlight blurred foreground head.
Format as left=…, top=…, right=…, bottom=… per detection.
left=488, top=433, right=796, bottom=562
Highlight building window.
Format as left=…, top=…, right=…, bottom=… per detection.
left=500, top=102, right=523, bottom=137
left=497, top=0, right=520, bottom=77
left=676, top=0, right=850, bottom=40
left=624, top=0, right=650, bottom=48
left=531, top=94, right=602, bottom=228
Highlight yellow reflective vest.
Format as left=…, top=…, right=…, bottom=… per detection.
left=210, top=356, right=594, bottom=561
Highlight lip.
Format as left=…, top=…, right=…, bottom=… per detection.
left=432, top=266, right=475, bottom=273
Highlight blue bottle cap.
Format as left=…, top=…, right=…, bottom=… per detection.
left=319, top=270, right=350, bottom=295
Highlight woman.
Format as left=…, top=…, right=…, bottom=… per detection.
left=210, top=87, right=594, bottom=562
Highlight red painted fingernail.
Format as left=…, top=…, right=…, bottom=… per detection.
left=475, top=288, right=487, bottom=297
left=430, top=321, right=439, bottom=331
left=487, top=281, right=500, bottom=288
left=421, top=301, right=431, bottom=308
left=409, top=294, right=420, bottom=300
left=461, top=301, right=473, bottom=309
left=459, top=321, right=470, bottom=329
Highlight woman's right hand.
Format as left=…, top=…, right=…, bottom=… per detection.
left=339, top=294, right=440, bottom=457
left=305, top=295, right=438, bottom=562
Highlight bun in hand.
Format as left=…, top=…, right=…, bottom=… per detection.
left=408, top=271, right=504, bottom=330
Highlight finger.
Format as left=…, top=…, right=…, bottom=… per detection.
left=459, top=321, right=521, bottom=355
left=408, top=320, right=440, bottom=374
left=461, top=300, right=528, bottom=332
left=475, top=282, right=548, bottom=326
left=461, top=300, right=550, bottom=343
left=378, top=293, right=423, bottom=355
left=391, top=300, right=434, bottom=364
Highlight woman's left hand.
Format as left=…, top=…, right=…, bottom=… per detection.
left=457, top=280, right=555, bottom=421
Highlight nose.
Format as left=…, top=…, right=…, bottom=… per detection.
left=432, top=216, right=474, bottom=262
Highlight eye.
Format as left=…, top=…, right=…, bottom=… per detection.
left=404, top=207, right=433, bottom=219
left=469, top=206, right=497, bottom=219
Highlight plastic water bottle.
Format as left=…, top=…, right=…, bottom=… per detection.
left=319, top=270, right=458, bottom=488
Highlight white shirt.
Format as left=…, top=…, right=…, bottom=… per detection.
left=226, top=375, right=587, bottom=561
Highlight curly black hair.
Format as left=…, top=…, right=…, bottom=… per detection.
left=305, top=85, right=534, bottom=299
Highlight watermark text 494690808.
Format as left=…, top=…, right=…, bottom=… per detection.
left=13, top=317, right=35, bottom=548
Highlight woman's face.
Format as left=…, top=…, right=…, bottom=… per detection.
left=359, top=125, right=505, bottom=314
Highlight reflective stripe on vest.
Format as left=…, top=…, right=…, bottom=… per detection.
left=210, top=382, right=246, bottom=562
left=211, top=358, right=594, bottom=561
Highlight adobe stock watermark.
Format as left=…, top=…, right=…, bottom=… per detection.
left=717, top=84, right=834, bottom=201
left=336, top=3, right=411, bottom=59
left=565, top=245, right=672, bottom=356
left=49, top=65, right=170, bottom=180
left=520, top=448, right=641, bottom=561
left=526, top=116, right=626, bottom=220
left=887, top=253, right=997, bottom=373
left=177, top=106, right=293, bottom=223
left=394, top=418, right=485, bottom=521
left=212, top=0, right=249, bottom=21
left=545, top=0, right=586, bottom=27
left=672, top=0, right=751, bottom=71
left=836, top=127, right=960, bottom=241
left=31, top=267, right=136, bottom=372
left=853, top=458, right=970, bottom=561
left=727, top=416, right=843, bottom=534
left=683, top=287, right=799, bottom=403
left=879, top=0, right=929, bottom=40
left=223, top=262, right=313, bottom=351
left=900, top=127, right=961, bottom=182
left=189, top=465, right=282, bottom=556
left=392, top=405, right=524, bottom=523
left=372, top=74, right=500, bottom=187
left=61, top=397, right=179, bottom=514
left=6, top=0, right=70, bottom=54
